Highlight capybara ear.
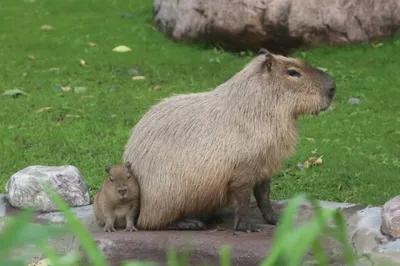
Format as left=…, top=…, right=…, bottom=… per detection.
left=263, top=53, right=274, bottom=72
left=258, top=48, right=269, bottom=55
left=105, top=165, right=111, bottom=174
left=124, top=161, right=131, bottom=169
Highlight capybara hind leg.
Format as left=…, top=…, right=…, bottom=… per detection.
left=167, top=218, right=206, bottom=230
left=253, top=178, right=279, bottom=225
left=232, top=187, right=262, bottom=235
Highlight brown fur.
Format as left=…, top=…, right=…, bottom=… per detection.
left=93, top=163, right=140, bottom=232
left=123, top=49, right=336, bottom=232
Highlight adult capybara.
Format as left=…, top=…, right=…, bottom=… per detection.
left=123, top=48, right=336, bottom=234
left=93, top=162, right=140, bottom=232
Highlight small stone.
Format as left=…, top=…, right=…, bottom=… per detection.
left=5, top=165, right=90, bottom=212
left=296, top=162, right=304, bottom=169
left=381, top=196, right=400, bottom=239
left=348, top=97, right=361, bottom=105
left=120, top=12, right=134, bottom=18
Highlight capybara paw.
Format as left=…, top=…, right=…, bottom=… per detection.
left=124, top=225, right=138, bottom=232
left=103, top=224, right=116, bottom=232
left=170, top=218, right=206, bottom=230
left=265, top=212, right=280, bottom=226
left=233, top=223, right=261, bottom=235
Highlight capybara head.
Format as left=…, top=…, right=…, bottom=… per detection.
left=256, top=48, right=336, bottom=117
left=104, top=162, right=138, bottom=200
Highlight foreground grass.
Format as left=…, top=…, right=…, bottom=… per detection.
left=0, top=0, right=399, bottom=205
left=0, top=188, right=359, bottom=266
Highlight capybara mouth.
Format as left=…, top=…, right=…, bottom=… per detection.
left=312, top=103, right=330, bottom=116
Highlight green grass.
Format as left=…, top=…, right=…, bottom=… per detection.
left=0, top=0, right=399, bottom=206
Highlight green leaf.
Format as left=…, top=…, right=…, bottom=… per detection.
left=260, top=194, right=309, bottom=266
left=2, top=89, right=27, bottom=97
left=219, top=245, right=232, bottom=266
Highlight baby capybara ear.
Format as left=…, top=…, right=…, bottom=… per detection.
left=124, top=161, right=132, bottom=169
left=105, top=165, right=111, bottom=174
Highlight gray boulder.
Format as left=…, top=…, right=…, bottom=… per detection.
left=5, top=165, right=90, bottom=212
left=381, top=195, right=400, bottom=239
left=153, top=0, right=400, bottom=54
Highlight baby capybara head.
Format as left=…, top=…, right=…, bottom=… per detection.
left=104, top=163, right=137, bottom=200
left=257, top=48, right=336, bottom=117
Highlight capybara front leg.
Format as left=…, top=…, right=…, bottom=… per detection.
left=125, top=213, right=138, bottom=232
left=167, top=218, right=206, bottom=230
left=104, top=213, right=116, bottom=232
left=253, top=178, right=279, bottom=225
left=233, top=187, right=261, bottom=235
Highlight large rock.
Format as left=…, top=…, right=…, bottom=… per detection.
left=5, top=165, right=90, bottom=212
left=153, top=0, right=400, bottom=54
left=381, top=196, right=400, bottom=239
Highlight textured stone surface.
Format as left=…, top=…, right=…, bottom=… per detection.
left=347, top=206, right=400, bottom=265
left=153, top=0, right=400, bottom=54
left=36, top=205, right=100, bottom=232
left=381, top=196, right=400, bottom=239
left=5, top=165, right=90, bottom=212
left=4, top=196, right=400, bottom=265
left=90, top=200, right=363, bottom=266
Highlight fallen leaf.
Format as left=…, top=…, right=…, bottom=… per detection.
left=79, top=59, right=86, bottom=67
left=2, top=89, right=27, bottom=97
left=88, top=42, right=97, bottom=47
left=35, top=107, right=53, bottom=113
left=153, top=85, right=161, bottom=90
left=338, top=184, right=343, bottom=190
left=61, top=86, right=71, bottom=92
left=80, top=95, right=93, bottom=98
left=40, top=25, right=54, bottom=30
left=112, top=45, right=132, bottom=52
left=27, top=55, right=35, bottom=60
left=48, top=67, right=60, bottom=71
left=306, top=137, right=316, bottom=143
left=372, top=42, right=383, bottom=48
left=132, top=76, right=145, bottom=80
left=316, top=67, right=328, bottom=72
left=73, top=87, right=88, bottom=94
left=348, top=97, right=361, bottom=105
left=65, top=114, right=81, bottom=118
left=303, top=155, right=323, bottom=168
left=311, top=149, right=318, bottom=154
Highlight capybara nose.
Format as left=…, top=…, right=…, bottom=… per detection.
left=118, top=188, right=127, bottom=195
left=323, top=73, right=336, bottom=100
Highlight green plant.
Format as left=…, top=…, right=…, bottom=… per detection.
left=0, top=188, right=360, bottom=266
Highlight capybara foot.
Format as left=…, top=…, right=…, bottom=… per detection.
left=124, top=224, right=138, bottom=232
left=168, top=218, right=206, bottom=230
left=233, top=222, right=261, bottom=235
left=265, top=211, right=280, bottom=225
left=104, top=224, right=116, bottom=232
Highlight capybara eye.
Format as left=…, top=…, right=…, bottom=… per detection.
left=287, top=69, right=301, bottom=77
left=109, top=176, right=114, bottom=182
